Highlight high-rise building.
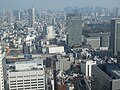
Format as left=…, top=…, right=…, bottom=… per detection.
left=66, top=14, right=82, bottom=47
left=5, top=11, right=12, bottom=25
left=8, top=59, right=45, bottom=90
left=13, top=10, right=20, bottom=21
left=28, top=8, right=35, bottom=27
left=0, top=46, right=6, bottom=90
left=92, top=64, right=120, bottom=90
left=110, top=18, right=120, bottom=55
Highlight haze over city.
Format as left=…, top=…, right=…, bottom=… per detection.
left=0, top=0, right=120, bottom=10
left=1, top=0, right=120, bottom=90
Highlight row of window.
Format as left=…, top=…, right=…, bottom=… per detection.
left=10, top=81, right=44, bottom=85
left=10, top=79, right=44, bottom=83
left=10, top=74, right=44, bottom=78
left=10, top=86, right=44, bottom=90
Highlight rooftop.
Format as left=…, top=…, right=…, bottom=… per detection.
left=98, top=63, right=120, bottom=79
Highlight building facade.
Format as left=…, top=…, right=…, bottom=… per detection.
left=66, top=14, right=82, bottom=47
left=28, top=8, right=35, bottom=27
left=110, top=18, right=120, bottom=55
left=43, top=25, right=55, bottom=40
left=92, top=64, right=120, bottom=90
left=8, top=60, right=45, bottom=90
left=0, top=47, right=6, bottom=90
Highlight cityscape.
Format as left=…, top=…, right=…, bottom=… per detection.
left=0, top=0, right=120, bottom=90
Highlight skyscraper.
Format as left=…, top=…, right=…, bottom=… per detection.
left=28, top=8, right=35, bottom=27
left=5, top=11, right=12, bottom=25
left=110, top=18, right=120, bottom=55
left=13, top=10, right=20, bottom=21
left=0, top=46, right=6, bottom=90
left=66, top=14, right=82, bottom=47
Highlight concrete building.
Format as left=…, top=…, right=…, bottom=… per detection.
left=86, top=37, right=100, bottom=50
left=56, top=54, right=74, bottom=71
left=110, top=18, right=120, bottom=55
left=47, top=46, right=64, bottom=54
left=81, top=60, right=96, bottom=77
left=28, top=8, right=35, bottom=27
left=8, top=59, right=45, bottom=90
left=0, top=46, right=6, bottom=90
left=92, top=63, right=120, bottom=90
left=43, top=26, right=55, bottom=40
left=89, top=32, right=110, bottom=48
left=66, top=14, right=82, bottom=47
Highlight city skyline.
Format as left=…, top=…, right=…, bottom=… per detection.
left=0, top=0, right=120, bottom=10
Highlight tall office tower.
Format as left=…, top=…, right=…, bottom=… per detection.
left=5, top=11, right=12, bottom=25
left=110, top=18, right=120, bottom=55
left=8, top=59, right=45, bottom=90
left=13, top=10, right=20, bottom=21
left=115, top=7, right=119, bottom=17
left=0, top=46, right=6, bottom=90
left=66, top=14, right=82, bottom=47
left=28, top=8, right=35, bottom=27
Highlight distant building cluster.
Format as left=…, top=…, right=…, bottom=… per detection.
left=0, top=6, right=120, bottom=90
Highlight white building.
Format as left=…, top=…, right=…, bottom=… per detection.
left=81, top=60, right=96, bottom=76
left=47, top=46, right=64, bottom=54
left=43, top=26, right=55, bottom=40
left=0, top=46, right=6, bottom=90
left=8, top=59, right=45, bottom=90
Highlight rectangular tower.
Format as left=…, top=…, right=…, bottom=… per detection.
left=66, top=14, right=82, bottom=47
left=110, top=18, right=120, bottom=55
left=0, top=47, right=6, bottom=90
left=28, top=8, right=35, bottom=27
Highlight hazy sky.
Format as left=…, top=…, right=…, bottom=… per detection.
left=0, top=0, right=120, bottom=10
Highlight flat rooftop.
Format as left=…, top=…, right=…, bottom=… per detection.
left=98, top=63, right=120, bottom=79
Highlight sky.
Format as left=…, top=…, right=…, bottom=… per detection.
left=0, top=0, right=120, bottom=10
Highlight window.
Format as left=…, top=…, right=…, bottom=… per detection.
left=24, top=82, right=30, bottom=84
left=24, top=80, right=30, bottom=81
left=31, top=87, right=37, bottom=89
left=38, top=79, right=43, bottom=80
left=31, top=79, right=37, bottom=81
left=31, top=84, right=37, bottom=86
left=18, top=85, right=23, bottom=87
left=38, top=84, right=44, bottom=86
left=25, top=87, right=30, bottom=89
left=11, top=86, right=16, bottom=88
left=38, top=81, right=44, bottom=83
left=31, top=75, right=36, bottom=77
left=17, top=76, right=23, bottom=78
left=38, top=86, right=44, bottom=88
left=10, top=83, right=16, bottom=85
left=31, top=82, right=37, bottom=84
left=24, top=75, right=30, bottom=77
left=10, top=81, right=16, bottom=83
left=24, top=85, right=30, bottom=87
left=10, top=76, right=16, bottom=78
left=17, top=80, right=23, bottom=82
